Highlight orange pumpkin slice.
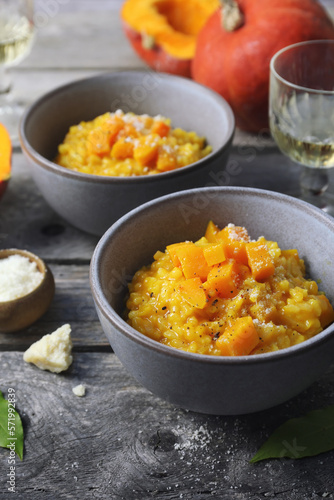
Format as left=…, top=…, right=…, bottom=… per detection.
left=0, top=124, right=12, bottom=200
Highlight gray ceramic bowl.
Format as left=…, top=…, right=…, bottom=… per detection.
left=90, top=187, right=334, bottom=415
left=0, top=249, right=55, bottom=333
left=19, top=71, right=234, bottom=236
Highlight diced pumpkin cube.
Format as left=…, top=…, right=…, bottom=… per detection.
left=195, top=237, right=210, bottom=247
left=141, top=115, right=153, bottom=129
left=133, top=135, right=159, bottom=166
left=216, top=316, right=259, bottom=356
left=179, top=277, right=207, bottom=309
left=101, top=117, right=124, bottom=145
left=111, top=138, right=134, bottom=159
left=203, top=260, right=242, bottom=298
left=151, top=120, right=170, bottom=137
left=118, top=123, right=140, bottom=139
left=246, top=241, right=275, bottom=282
left=205, top=220, right=220, bottom=243
left=203, top=243, right=226, bottom=267
left=175, top=243, right=210, bottom=281
left=238, top=263, right=252, bottom=282
left=156, top=151, right=177, bottom=172
left=318, top=295, right=334, bottom=329
left=166, top=242, right=193, bottom=267
left=217, top=225, right=250, bottom=265
left=87, top=128, right=111, bottom=156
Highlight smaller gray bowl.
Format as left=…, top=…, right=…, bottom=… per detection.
left=19, top=71, right=234, bottom=236
left=90, top=187, right=334, bottom=415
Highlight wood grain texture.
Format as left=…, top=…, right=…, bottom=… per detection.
left=0, top=264, right=109, bottom=352
left=1, top=2, right=334, bottom=497
left=0, top=352, right=334, bottom=499
left=0, top=154, right=99, bottom=260
left=21, top=9, right=145, bottom=70
left=0, top=149, right=304, bottom=261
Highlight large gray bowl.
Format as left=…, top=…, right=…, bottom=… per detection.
left=19, top=71, right=234, bottom=236
left=90, top=187, right=334, bottom=415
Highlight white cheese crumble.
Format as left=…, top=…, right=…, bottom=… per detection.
left=23, top=324, right=73, bottom=373
left=72, top=384, right=86, bottom=397
left=0, top=254, right=43, bottom=302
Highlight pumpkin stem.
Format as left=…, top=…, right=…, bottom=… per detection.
left=220, top=0, right=244, bottom=32
left=141, top=32, right=155, bottom=50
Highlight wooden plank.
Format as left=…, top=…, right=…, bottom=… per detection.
left=0, top=154, right=99, bottom=260
left=1, top=2, right=334, bottom=498
left=1, top=148, right=287, bottom=262
left=34, top=0, right=126, bottom=12
left=11, top=69, right=101, bottom=106
left=0, top=351, right=333, bottom=499
left=21, top=9, right=146, bottom=70
left=2, top=147, right=333, bottom=261
left=0, top=264, right=110, bottom=351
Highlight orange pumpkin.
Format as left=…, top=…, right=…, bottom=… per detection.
left=0, top=124, right=11, bottom=200
left=121, top=0, right=220, bottom=77
left=192, top=0, right=334, bottom=132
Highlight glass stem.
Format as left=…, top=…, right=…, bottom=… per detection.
left=300, top=167, right=329, bottom=199
left=0, top=66, right=11, bottom=95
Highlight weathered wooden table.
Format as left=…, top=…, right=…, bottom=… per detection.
left=1, top=2, right=334, bottom=499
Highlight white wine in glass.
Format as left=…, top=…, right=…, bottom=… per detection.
left=269, top=40, right=334, bottom=215
left=0, top=0, right=34, bottom=142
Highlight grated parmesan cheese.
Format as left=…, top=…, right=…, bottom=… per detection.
left=0, top=254, right=43, bottom=302
left=72, top=384, right=86, bottom=397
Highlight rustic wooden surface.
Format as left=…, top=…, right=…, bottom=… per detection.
left=1, top=351, right=334, bottom=500
left=1, top=1, right=334, bottom=499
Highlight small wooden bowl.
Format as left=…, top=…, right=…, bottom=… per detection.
left=0, top=249, right=55, bottom=333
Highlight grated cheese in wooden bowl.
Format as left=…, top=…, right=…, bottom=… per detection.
left=0, top=254, right=43, bottom=302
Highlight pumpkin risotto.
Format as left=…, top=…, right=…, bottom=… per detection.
left=55, top=110, right=211, bottom=176
left=126, top=222, right=334, bottom=356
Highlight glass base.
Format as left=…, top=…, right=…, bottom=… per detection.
left=0, top=100, right=24, bottom=147
left=299, top=191, right=334, bottom=217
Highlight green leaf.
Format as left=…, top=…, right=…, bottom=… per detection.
left=250, top=405, right=334, bottom=463
left=0, top=390, right=24, bottom=460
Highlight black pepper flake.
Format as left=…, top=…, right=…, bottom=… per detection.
left=150, top=292, right=154, bottom=297
left=213, top=332, right=220, bottom=341
left=162, top=306, right=167, bottom=310
left=212, top=299, right=218, bottom=306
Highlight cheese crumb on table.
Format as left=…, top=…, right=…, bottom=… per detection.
left=0, top=254, right=43, bottom=302
left=23, top=324, right=73, bottom=373
left=72, top=384, right=86, bottom=397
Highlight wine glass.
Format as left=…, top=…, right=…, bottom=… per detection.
left=269, top=40, right=334, bottom=216
left=0, top=0, right=34, bottom=144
